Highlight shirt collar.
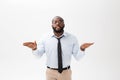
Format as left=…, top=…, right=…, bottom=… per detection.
left=50, top=31, right=67, bottom=38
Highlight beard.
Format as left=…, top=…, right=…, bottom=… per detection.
left=52, top=26, right=64, bottom=33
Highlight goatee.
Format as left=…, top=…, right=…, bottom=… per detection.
left=52, top=27, right=64, bottom=33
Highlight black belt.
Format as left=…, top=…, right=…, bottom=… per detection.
left=47, top=66, right=70, bottom=70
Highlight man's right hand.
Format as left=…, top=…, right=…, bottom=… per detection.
left=23, top=41, right=37, bottom=50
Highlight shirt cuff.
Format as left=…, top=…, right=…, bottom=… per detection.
left=74, top=50, right=85, bottom=61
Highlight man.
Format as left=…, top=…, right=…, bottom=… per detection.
left=23, top=16, right=94, bottom=80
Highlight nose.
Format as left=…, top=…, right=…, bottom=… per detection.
left=56, top=22, right=59, bottom=25
left=55, top=22, right=60, bottom=26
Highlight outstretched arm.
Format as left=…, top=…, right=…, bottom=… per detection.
left=23, top=41, right=37, bottom=50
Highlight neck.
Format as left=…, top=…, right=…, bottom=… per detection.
left=54, top=31, right=64, bottom=37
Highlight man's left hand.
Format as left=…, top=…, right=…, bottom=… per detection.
left=80, top=43, right=94, bottom=51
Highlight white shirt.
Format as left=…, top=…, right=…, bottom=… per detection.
left=32, top=32, right=85, bottom=68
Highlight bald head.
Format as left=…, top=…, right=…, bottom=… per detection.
left=52, top=16, right=64, bottom=23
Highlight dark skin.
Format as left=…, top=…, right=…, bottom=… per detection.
left=52, top=16, right=64, bottom=37
left=23, top=16, right=94, bottom=51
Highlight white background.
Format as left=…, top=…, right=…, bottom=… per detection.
left=0, top=0, right=120, bottom=80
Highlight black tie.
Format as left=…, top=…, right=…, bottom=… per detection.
left=57, top=37, right=63, bottom=73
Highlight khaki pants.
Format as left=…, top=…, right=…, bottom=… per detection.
left=46, top=68, right=72, bottom=80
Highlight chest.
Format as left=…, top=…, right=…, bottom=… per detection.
left=44, top=37, right=74, bottom=51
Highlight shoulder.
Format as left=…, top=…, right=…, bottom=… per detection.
left=64, top=32, right=78, bottom=41
left=65, top=32, right=77, bottom=38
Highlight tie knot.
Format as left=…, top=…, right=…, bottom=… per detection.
left=57, top=38, right=61, bottom=41
left=57, top=36, right=63, bottom=40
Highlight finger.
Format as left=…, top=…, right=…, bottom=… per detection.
left=90, top=42, right=94, bottom=45
left=87, top=43, right=94, bottom=45
left=23, top=42, right=28, bottom=46
left=23, top=42, right=30, bottom=46
left=27, top=44, right=34, bottom=48
left=87, top=43, right=94, bottom=47
left=23, top=42, right=33, bottom=46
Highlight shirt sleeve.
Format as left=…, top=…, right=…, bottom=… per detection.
left=32, top=39, right=45, bottom=57
left=72, top=37, right=85, bottom=61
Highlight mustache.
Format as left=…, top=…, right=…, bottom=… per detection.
left=52, top=26, right=64, bottom=33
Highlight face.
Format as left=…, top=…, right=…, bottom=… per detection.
left=52, top=16, right=65, bottom=33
